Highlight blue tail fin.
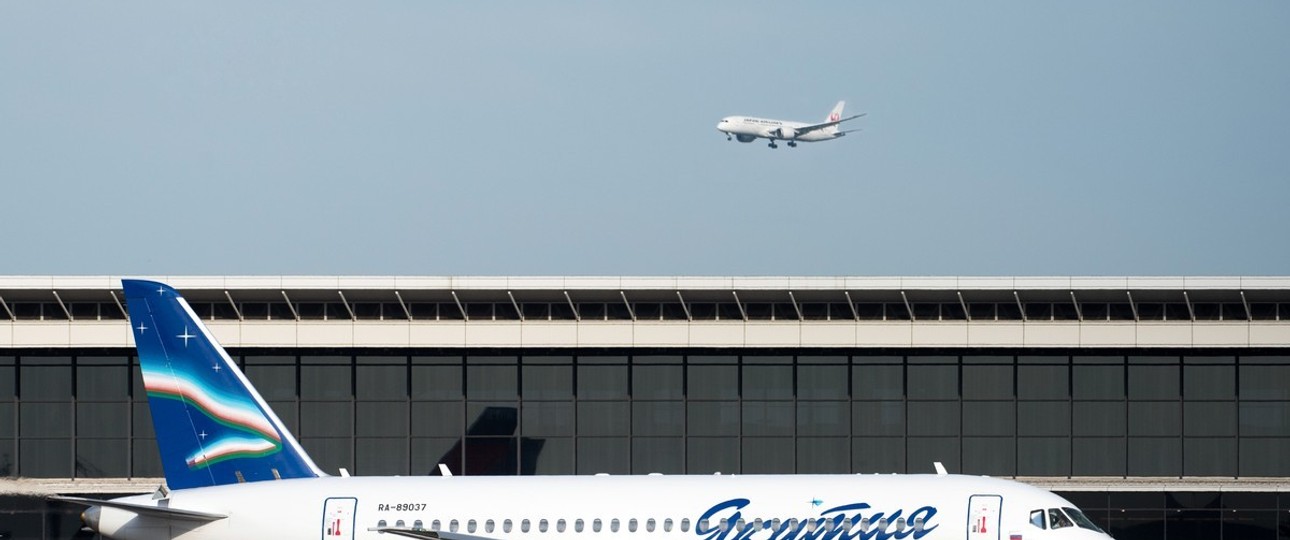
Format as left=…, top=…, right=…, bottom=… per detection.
left=123, top=279, right=323, bottom=489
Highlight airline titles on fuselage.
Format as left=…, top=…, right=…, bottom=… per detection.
left=698, top=499, right=937, bottom=540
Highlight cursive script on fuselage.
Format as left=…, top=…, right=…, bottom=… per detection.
left=696, top=499, right=938, bottom=540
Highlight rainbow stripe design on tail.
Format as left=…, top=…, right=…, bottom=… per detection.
left=124, top=280, right=322, bottom=489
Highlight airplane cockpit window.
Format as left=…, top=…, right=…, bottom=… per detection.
left=1029, top=510, right=1045, bottom=529
left=1048, top=509, right=1074, bottom=530
left=1062, top=508, right=1106, bottom=533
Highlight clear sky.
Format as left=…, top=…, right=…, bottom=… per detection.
left=2, top=2, right=1287, bottom=276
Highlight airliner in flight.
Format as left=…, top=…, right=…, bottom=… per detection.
left=717, top=102, right=864, bottom=148
left=53, top=279, right=1114, bottom=540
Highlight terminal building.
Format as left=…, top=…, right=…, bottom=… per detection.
left=3, top=275, right=1290, bottom=540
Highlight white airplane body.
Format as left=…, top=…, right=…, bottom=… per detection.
left=54, top=280, right=1114, bottom=540
left=717, top=102, right=864, bottom=148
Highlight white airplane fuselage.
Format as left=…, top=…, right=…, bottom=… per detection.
left=85, top=474, right=1110, bottom=540
left=717, top=116, right=844, bottom=144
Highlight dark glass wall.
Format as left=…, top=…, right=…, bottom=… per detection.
left=3, top=490, right=1287, bottom=540
left=2, top=349, right=1290, bottom=478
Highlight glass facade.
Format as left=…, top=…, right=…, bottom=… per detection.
left=4, top=348, right=1290, bottom=540
left=3, top=349, right=1290, bottom=479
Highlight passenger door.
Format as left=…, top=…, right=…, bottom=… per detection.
left=322, top=497, right=358, bottom=540
left=967, top=494, right=1003, bottom=540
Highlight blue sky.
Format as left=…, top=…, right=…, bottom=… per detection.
left=2, top=2, right=1287, bottom=276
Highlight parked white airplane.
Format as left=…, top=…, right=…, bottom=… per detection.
left=717, top=102, right=864, bottom=148
left=52, top=280, right=1114, bottom=540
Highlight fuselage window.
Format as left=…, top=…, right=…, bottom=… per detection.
left=858, top=519, right=869, bottom=533
left=414, top=520, right=424, bottom=531
left=646, top=518, right=656, bottom=532
left=378, top=520, right=388, bottom=528
left=719, top=518, right=730, bottom=533
left=522, top=519, right=532, bottom=533
left=1048, top=509, right=1074, bottom=530
left=486, top=519, right=495, bottom=533
left=594, top=519, right=603, bottom=532
left=698, top=519, right=709, bottom=532
left=736, top=518, right=746, bottom=531
left=450, top=519, right=459, bottom=533
left=576, top=518, right=585, bottom=532
left=681, top=518, right=691, bottom=532
left=894, top=518, right=905, bottom=532
left=664, top=518, right=674, bottom=532
left=396, top=520, right=406, bottom=528
left=913, top=517, right=925, bottom=533
left=504, top=519, right=513, bottom=533
left=612, top=518, right=621, bottom=532
left=876, top=519, right=888, bottom=532
left=806, top=519, right=817, bottom=532
left=432, top=519, right=441, bottom=530
left=630, top=518, right=639, bottom=532
left=540, top=519, right=550, bottom=533
left=770, top=519, right=782, bottom=531
left=468, top=519, right=477, bottom=533
left=1029, top=510, right=1045, bottom=529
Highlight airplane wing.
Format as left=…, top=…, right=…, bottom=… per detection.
left=49, top=496, right=228, bottom=522
left=791, top=113, right=866, bottom=135
left=371, top=527, right=504, bottom=540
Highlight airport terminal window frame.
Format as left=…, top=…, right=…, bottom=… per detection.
left=3, top=348, right=1290, bottom=479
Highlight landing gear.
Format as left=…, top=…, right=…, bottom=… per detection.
left=768, top=141, right=778, bottom=149
left=787, top=141, right=797, bottom=148
left=726, top=134, right=732, bottom=141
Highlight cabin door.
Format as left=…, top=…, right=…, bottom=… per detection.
left=322, top=497, right=358, bottom=540
left=966, top=494, right=1002, bottom=540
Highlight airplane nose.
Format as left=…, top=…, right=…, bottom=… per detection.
left=82, top=506, right=101, bottom=531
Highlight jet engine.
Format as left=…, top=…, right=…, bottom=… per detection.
left=774, top=127, right=798, bottom=140
left=735, top=134, right=757, bottom=143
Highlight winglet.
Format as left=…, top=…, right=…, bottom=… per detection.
left=933, top=462, right=948, bottom=475
left=123, top=279, right=324, bottom=490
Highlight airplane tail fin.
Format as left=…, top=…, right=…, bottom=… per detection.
left=826, top=101, right=846, bottom=123
left=123, top=279, right=324, bottom=490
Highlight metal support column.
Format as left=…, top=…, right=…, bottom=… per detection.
left=51, top=291, right=73, bottom=321
left=281, top=291, right=300, bottom=321
left=394, top=291, right=413, bottom=321
left=507, top=291, right=525, bottom=322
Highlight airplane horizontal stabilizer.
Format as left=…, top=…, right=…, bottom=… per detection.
left=49, top=496, right=228, bottom=522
